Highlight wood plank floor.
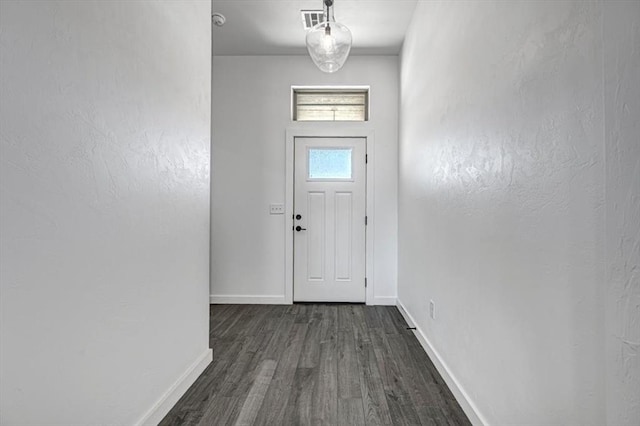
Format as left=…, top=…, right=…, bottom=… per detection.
left=160, top=304, right=470, bottom=426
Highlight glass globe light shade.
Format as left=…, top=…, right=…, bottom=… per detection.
left=306, top=20, right=352, bottom=73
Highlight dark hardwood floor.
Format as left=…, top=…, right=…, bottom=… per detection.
left=160, top=304, right=470, bottom=426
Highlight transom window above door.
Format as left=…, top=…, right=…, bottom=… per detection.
left=292, top=87, right=369, bottom=122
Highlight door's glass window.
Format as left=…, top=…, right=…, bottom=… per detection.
left=308, top=148, right=352, bottom=179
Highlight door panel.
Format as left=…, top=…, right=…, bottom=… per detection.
left=294, top=137, right=366, bottom=302
left=307, top=191, right=325, bottom=280
left=334, top=192, right=352, bottom=281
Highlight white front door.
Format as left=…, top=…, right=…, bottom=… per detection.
left=293, top=137, right=366, bottom=302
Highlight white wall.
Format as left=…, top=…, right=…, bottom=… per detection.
left=399, top=1, right=638, bottom=424
left=604, top=2, right=640, bottom=424
left=0, top=2, right=212, bottom=424
left=211, top=55, right=398, bottom=304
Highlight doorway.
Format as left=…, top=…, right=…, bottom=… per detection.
left=292, top=137, right=366, bottom=302
left=285, top=129, right=375, bottom=305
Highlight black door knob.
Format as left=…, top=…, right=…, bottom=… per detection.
left=295, top=214, right=302, bottom=220
left=295, top=226, right=307, bottom=232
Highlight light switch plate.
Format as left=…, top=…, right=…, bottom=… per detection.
left=270, top=203, right=284, bottom=215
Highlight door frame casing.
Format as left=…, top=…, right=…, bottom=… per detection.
left=285, top=128, right=375, bottom=305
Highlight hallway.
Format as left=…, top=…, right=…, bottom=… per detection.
left=2, top=1, right=638, bottom=424
left=161, top=305, right=470, bottom=425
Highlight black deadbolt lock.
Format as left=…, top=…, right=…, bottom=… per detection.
left=295, top=214, right=302, bottom=220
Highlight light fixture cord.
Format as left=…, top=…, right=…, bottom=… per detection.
left=324, top=0, right=333, bottom=34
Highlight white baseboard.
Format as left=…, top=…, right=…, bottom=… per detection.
left=209, top=295, right=395, bottom=305
left=136, top=348, right=212, bottom=426
left=396, top=299, right=487, bottom=426
left=209, top=294, right=288, bottom=304
left=372, top=296, right=397, bottom=306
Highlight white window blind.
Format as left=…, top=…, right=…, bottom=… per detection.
left=293, top=89, right=369, bottom=121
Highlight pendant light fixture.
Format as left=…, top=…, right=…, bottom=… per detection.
left=305, top=0, right=352, bottom=73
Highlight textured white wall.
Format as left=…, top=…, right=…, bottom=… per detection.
left=604, top=2, right=640, bottom=424
left=0, top=1, right=211, bottom=424
left=211, top=55, right=398, bottom=304
left=398, top=1, right=638, bottom=424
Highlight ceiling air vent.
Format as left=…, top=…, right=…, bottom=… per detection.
left=301, top=10, right=325, bottom=30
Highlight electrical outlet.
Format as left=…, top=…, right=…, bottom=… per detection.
left=269, top=203, right=284, bottom=215
left=429, top=300, right=436, bottom=320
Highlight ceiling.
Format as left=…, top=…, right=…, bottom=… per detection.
left=212, top=0, right=418, bottom=56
